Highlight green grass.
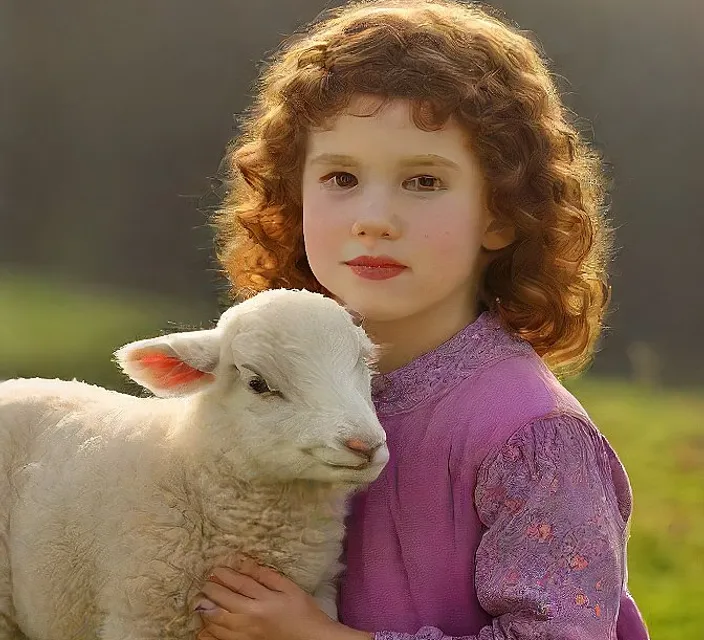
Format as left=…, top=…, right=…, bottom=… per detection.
left=1, top=269, right=702, bottom=637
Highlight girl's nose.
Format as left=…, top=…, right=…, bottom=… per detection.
left=351, top=217, right=400, bottom=240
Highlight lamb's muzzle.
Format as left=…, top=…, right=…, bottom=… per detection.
left=307, top=434, right=389, bottom=471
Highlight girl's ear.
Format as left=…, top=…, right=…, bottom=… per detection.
left=114, top=328, right=220, bottom=398
left=481, top=216, right=516, bottom=251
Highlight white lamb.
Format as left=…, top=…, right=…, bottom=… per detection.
left=0, top=288, right=389, bottom=640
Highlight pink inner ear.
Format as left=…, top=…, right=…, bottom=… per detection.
left=136, top=353, right=214, bottom=388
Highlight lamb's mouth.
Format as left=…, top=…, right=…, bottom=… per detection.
left=304, top=448, right=371, bottom=470
left=321, top=460, right=370, bottom=470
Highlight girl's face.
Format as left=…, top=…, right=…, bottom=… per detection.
left=302, top=94, right=503, bottom=324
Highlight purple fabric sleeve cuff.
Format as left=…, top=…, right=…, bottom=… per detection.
left=375, top=627, right=466, bottom=640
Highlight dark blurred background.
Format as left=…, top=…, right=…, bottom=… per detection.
left=2, top=0, right=703, bottom=386
left=1, top=1, right=702, bottom=637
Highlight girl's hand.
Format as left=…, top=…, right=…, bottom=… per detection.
left=195, top=556, right=371, bottom=640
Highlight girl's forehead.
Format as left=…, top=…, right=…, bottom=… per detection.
left=305, top=97, right=471, bottom=159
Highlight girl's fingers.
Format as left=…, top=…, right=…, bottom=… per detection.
left=200, top=581, right=254, bottom=613
left=205, top=627, right=240, bottom=640
left=231, top=556, right=299, bottom=594
left=199, top=623, right=239, bottom=640
left=199, top=612, right=249, bottom=639
left=197, top=626, right=221, bottom=640
left=209, top=567, right=271, bottom=599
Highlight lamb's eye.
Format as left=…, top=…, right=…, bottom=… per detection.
left=248, top=376, right=271, bottom=394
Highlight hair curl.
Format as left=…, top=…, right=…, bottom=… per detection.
left=212, top=0, right=612, bottom=377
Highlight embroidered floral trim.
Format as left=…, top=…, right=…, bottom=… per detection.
left=371, top=312, right=532, bottom=416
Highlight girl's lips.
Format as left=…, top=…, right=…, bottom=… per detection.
left=345, top=255, right=405, bottom=268
left=347, top=264, right=407, bottom=281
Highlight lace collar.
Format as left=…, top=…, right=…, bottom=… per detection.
left=370, top=311, right=532, bottom=416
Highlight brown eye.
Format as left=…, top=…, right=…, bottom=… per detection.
left=322, top=172, right=358, bottom=189
left=403, top=175, right=443, bottom=191
left=248, top=376, right=271, bottom=394
left=247, top=375, right=284, bottom=399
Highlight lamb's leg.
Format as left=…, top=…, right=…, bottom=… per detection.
left=97, top=580, right=201, bottom=640
left=99, top=613, right=184, bottom=640
left=0, top=616, right=29, bottom=640
left=0, top=542, right=28, bottom=639
left=0, top=563, right=30, bottom=639
left=0, top=620, right=28, bottom=640
left=99, top=616, right=144, bottom=640
left=0, top=585, right=28, bottom=640
left=0, top=430, right=28, bottom=639
left=99, top=611, right=202, bottom=640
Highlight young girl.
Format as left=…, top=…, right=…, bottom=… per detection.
left=194, top=0, right=649, bottom=638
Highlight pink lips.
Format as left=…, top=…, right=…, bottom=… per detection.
left=345, top=255, right=408, bottom=281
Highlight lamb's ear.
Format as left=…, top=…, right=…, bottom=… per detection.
left=114, top=328, right=220, bottom=397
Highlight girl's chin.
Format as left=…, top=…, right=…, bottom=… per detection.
left=336, top=298, right=415, bottom=324
left=319, top=277, right=416, bottom=322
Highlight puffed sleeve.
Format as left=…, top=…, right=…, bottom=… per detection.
left=374, top=414, right=648, bottom=640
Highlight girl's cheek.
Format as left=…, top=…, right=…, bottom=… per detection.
left=304, top=199, right=349, bottom=243
left=303, top=215, right=341, bottom=270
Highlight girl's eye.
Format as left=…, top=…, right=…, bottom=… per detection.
left=321, top=172, right=358, bottom=189
left=403, top=175, right=444, bottom=192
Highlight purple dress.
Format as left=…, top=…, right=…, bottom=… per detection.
left=338, top=312, right=649, bottom=639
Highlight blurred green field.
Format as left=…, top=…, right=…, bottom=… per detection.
left=0, top=268, right=217, bottom=391
left=1, top=269, right=702, bottom=638
left=566, top=378, right=703, bottom=638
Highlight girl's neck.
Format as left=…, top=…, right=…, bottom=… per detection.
left=364, top=293, right=480, bottom=375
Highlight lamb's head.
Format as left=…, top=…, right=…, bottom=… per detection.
left=115, top=289, right=389, bottom=485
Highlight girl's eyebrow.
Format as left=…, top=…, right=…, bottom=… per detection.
left=307, top=152, right=460, bottom=171
left=308, top=153, right=359, bottom=168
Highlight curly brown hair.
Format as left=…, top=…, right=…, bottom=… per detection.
left=212, top=0, right=612, bottom=377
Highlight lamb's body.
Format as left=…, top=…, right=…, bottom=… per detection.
left=1, top=379, right=347, bottom=640
left=0, top=289, right=388, bottom=640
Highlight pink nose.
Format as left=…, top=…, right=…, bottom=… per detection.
left=345, top=438, right=372, bottom=453
left=344, top=438, right=380, bottom=462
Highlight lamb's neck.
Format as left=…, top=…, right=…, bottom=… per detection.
left=188, top=458, right=350, bottom=509
left=161, top=402, right=353, bottom=513
left=162, top=402, right=290, bottom=482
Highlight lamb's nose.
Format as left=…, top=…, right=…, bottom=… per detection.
left=344, top=438, right=381, bottom=461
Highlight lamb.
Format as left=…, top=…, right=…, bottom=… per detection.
left=0, top=288, right=389, bottom=640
